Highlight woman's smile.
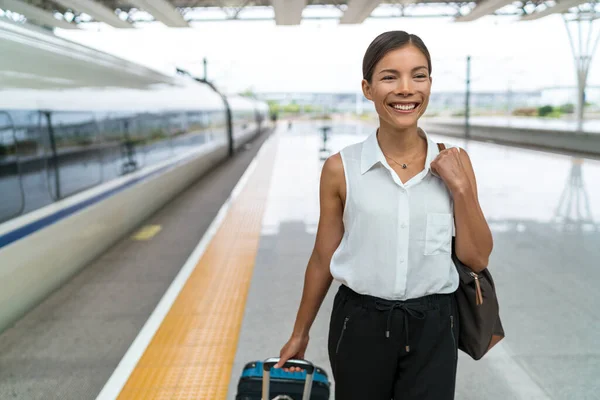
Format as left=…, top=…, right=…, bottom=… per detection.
left=387, top=101, right=421, bottom=115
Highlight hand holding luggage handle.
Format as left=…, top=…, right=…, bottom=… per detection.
left=262, top=358, right=315, bottom=400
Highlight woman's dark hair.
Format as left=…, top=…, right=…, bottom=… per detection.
left=362, top=31, right=432, bottom=83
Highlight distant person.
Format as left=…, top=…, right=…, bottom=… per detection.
left=288, top=120, right=293, bottom=131
left=274, top=31, right=493, bottom=400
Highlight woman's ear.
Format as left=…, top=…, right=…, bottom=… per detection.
left=361, top=79, right=373, bottom=101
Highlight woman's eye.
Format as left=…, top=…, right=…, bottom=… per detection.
left=415, top=74, right=427, bottom=79
left=383, top=76, right=395, bottom=80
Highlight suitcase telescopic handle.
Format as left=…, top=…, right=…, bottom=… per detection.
left=262, top=358, right=315, bottom=400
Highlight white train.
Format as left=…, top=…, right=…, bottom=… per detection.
left=0, top=20, right=273, bottom=333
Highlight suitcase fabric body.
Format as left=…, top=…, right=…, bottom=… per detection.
left=236, top=361, right=331, bottom=400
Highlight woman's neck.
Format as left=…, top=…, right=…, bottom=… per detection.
left=376, top=121, right=424, bottom=158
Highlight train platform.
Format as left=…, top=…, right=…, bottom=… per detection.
left=1, top=120, right=600, bottom=400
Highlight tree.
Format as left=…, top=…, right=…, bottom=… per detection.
left=240, top=88, right=256, bottom=98
left=538, top=105, right=554, bottom=117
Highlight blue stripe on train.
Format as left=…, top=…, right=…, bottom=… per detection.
left=0, top=153, right=193, bottom=251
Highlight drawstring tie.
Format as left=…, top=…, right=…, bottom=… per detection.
left=375, top=301, right=426, bottom=352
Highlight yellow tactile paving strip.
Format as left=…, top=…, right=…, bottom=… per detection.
left=117, top=135, right=278, bottom=400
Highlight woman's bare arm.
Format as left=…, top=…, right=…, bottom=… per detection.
left=274, top=153, right=346, bottom=369
left=453, top=148, right=493, bottom=272
left=290, top=152, right=346, bottom=338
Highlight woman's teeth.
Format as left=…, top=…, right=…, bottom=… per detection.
left=391, top=103, right=416, bottom=111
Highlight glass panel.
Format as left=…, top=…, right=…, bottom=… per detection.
left=233, top=109, right=257, bottom=141
left=97, top=113, right=141, bottom=178
left=172, top=111, right=207, bottom=150
left=209, top=110, right=228, bottom=146
left=10, top=111, right=54, bottom=215
left=48, top=112, right=102, bottom=198
left=0, top=112, right=24, bottom=223
left=131, top=113, right=172, bottom=167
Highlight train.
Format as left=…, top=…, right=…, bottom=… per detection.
left=0, top=19, right=274, bottom=333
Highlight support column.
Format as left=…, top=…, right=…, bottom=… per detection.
left=562, top=4, right=600, bottom=132
left=553, top=157, right=595, bottom=231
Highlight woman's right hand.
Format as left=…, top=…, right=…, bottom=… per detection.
left=273, top=334, right=309, bottom=372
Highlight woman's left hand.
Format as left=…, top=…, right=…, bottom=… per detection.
left=430, top=147, right=471, bottom=193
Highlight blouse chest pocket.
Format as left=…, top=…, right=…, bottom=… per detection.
left=424, top=213, right=453, bottom=256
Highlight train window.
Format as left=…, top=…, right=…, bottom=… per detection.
left=166, top=112, right=186, bottom=138
left=172, top=111, right=207, bottom=150
left=186, top=111, right=204, bottom=131
left=97, top=113, right=141, bottom=178
left=46, top=112, right=102, bottom=199
left=210, top=110, right=227, bottom=145
left=5, top=111, right=54, bottom=216
left=232, top=109, right=257, bottom=140
left=131, top=113, right=172, bottom=166
left=0, top=112, right=25, bottom=223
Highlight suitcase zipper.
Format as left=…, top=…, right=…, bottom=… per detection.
left=335, top=317, right=349, bottom=355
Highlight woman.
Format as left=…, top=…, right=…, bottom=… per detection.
left=274, top=31, right=493, bottom=400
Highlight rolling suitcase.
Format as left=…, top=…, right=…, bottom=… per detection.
left=236, top=357, right=330, bottom=400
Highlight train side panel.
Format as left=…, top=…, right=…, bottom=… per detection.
left=0, top=20, right=271, bottom=333
left=0, top=142, right=227, bottom=332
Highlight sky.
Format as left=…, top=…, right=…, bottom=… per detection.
left=54, top=13, right=600, bottom=95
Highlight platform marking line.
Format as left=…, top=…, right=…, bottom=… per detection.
left=95, top=132, right=278, bottom=400
left=131, top=225, right=162, bottom=241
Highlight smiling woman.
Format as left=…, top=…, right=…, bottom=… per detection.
left=274, top=30, right=493, bottom=400
left=361, top=32, right=432, bottom=137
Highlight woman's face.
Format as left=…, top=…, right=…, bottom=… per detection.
left=362, top=44, right=432, bottom=130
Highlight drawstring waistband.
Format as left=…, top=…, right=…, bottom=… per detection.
left=338, top=285, right=449, bottom=353
left=375, top=301, right=426, bottom=352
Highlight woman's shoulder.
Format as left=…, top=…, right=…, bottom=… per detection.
left=338, top=136, right=369, bottom=159
left=321, top=153, right=346, bottom=193
left=323, top=139, right=363, bottom=177
left=322, top=152, right=344, bottom=176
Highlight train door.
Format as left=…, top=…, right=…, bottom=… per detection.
left=0, top=112, right=25, bottom=223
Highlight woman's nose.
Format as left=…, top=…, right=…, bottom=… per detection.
left=396, top=78, right=413, bottom=96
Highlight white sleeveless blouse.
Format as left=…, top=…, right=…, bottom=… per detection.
left=329, top=128, right=459, bottom=301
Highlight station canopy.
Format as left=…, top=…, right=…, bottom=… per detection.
left=0, top=0, right=597, bottom=30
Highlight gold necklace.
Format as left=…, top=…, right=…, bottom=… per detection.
left=376, top=131, right=424, bottom=169
left=382, top=151, right=420, bottom=169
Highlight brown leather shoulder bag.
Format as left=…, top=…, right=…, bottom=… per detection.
left=437, top=142, right=505, bottom=360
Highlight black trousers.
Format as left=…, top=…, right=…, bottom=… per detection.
left=328, top=284, right=459, bottom=400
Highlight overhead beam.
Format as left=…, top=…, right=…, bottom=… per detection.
left=520, top=0, right=590, bottom=21
left=271, top=0, right=307, bottom=25
left=52, top=0, right=132, bottom=28
left=454, top=0, right=514, bottom=22
left=340, top=0, right=382, bottom=24
left=0, top=0, right=78, bottom=29
left=127, top=0, right=188, bottom=27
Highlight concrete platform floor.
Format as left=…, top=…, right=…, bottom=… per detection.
left=229, top=120, right=600, bottom=400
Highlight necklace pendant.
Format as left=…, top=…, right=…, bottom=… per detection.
left=401, top=164, right=407, bottom=169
